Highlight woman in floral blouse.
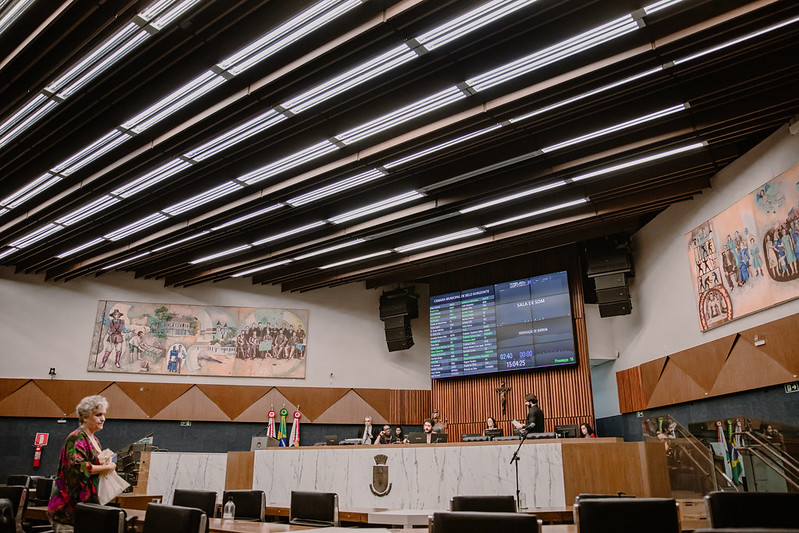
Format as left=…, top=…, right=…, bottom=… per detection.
left=48, top=395, right=116, bottom=531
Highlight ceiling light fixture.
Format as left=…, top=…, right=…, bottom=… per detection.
left=184, top=110, right=287, bottom=161
left=239, top=140, right=339, bottom=185
left=0, top=247, right=18, bottom=260
left=384, top=124, right=503, bottom=169
left=642, top=0, right=685, bottom=15
left=146, top=0, right=204, bottom=30
left=319, top=249, right=392, bottom=269
left=395, top=228, right=484, bottom=253
left=231, top=259, right=293, bottom=277
left=1, top=173, right=60, bottom=209
left=459, top=181, right=567, bottom=214
left=251, top=221, right=327, bottom=246
left=328, top=191, right=424, bottom=224
left=0, top=98, right=59, bottom=149
left=293, top=239, right=365, bottom=260
left=151, top=231, right=210, bottom=252
left=190, top=244, right=253, bottom=265
left=9, top=223, right=63, bottom=248
left=416, top=0, right=539, bottom=51
left=287, top=169, right=386, bottom=207
left=571, top=141, right=706, bottom=181
left=51, top=130, right=132, bottom=176
left=163, top=181, right=243, bottom=216
left=104, top=213, right=168, bottom=241
left=466, top=15, right=639, bottom=93
left=0, top=0, right=35, bottom=37
left=56, top=196, right=121, bottom=226
left=112, top=159, right=193, bottom=199
left=102, top=251, right=151, bottom=270
left=210, top=204, right=284, bottom=231
left=541, top=103, right=687, bottom=153
left=484, top=198, right=588, bottom=228
left=57, top=238, right=107, bottom=259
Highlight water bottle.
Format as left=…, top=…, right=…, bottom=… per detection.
left=223, top=496, right=235, bottom=520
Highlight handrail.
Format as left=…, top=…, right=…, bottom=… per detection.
left=735, top=429, right=799, bottom=490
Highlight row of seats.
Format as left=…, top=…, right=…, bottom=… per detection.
left=74, top=502, right=205, bottom=533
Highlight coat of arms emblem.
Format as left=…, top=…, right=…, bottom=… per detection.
left=369, top=454, right=392, bottom=496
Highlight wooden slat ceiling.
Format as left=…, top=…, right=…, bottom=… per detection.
left=1, top=0, right=798, bottom=291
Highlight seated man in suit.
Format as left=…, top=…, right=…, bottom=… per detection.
left=359, top=416, right=376, bottom=444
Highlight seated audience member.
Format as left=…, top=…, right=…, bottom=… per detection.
left=392, top=426, right=408, bottom=443
left=580, top=423, right=596, bottom=438
left=423, top=418, right=435, bottom=443
left=359, top=416, right=376, bottom=444
left=374, top=425, right=393, bottom=445
left=484, top=416, right=498, bottom=436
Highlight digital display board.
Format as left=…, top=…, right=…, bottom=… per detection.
left=429, top=270, right=576, bottom=379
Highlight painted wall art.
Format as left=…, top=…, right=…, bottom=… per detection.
left=686, top=162, right=799, bottom=331
left=87, top=300, right=308, bottom=377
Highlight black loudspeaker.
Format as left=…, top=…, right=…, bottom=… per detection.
left=596, top=286, right=630, bottom=304
left=386, top=337, right=414, bottom=351
left=380, top=288, right=417, bottom=351
left=593, top=272, right=626, bottom=290
left=599, top=300, right=632, bottom=317
left=586, top=249, right=632, bottom=277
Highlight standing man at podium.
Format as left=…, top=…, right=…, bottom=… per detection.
left=513, top=393, right=544, bottom=433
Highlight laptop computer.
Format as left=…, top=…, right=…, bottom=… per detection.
left=407, top=432, right=427, bottom=443
left=431, top=433, right=448, bottom=443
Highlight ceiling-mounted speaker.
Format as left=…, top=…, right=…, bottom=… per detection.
left=599, top=300, right=632, bottom=317
left=379, top=287, right=419, bottom=319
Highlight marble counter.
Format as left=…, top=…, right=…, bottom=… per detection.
left=147, top=451, right=228, bottom=504
left=251, top=441, right=565, bottom=509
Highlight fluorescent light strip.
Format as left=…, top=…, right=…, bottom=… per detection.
left=0, top=99, right=58, bottom=149
left=184, top=110, right=287, bottom=161
left=0, top=208, right=8, bottom=217
left=484, top=198, right=588, bottom=228
left=328, top=191, right=424, bottom=224
left=320, top=249, right=392, bottom=269
left=1, top=173, right=59, bottom=208
left=395, top=227, right=484, bottom=253
left=674, top=14, right=799, bottom=65
left=10, top=223, right=63, bottom=248
left=643, top=0, right=685, bottom=15
left=56, top=195, right=120, bottom=226
left=571, top=142, right=705, bottom=181
left=0, top=0, right=35, bottom=37
left=191, top=244, right=252, bottom=264
left=384, top=124, right=503, bottom=168
left=336, top=86, right=465, bottom=145
left=283, top=45, right=417, bottom=114
left=239, top=140, right=339, bottom=185
left=416, top=0, right=538, bottom=51
left=151, top=231, right=209, bottom=252
left=542, top=103, right=687, bottom=153
left=0, top=93, right=48, bottom=137
left=252, top=221, right=326, bottom=246
left=123, top=71, right=226, bottom=133
left=509, top=67, right=663, bottom=123
left=112, top=159, right=193, bottom=198
left=104, top=212, right=168, bottom=241
left=460, top=180, right=567, bottom=214
left=286, top=168, right=386, bottom=206
left=232, top=259, right=293, bottom=277
left=0, top=247, right=18, bottom=260
left=467, top=15, right=638, bottom=92
left=140, top=0, right=180, bottom=20
left=51, top=130, right=131, bottom=175
left=293, top=239, right=365, bottom=260
left=57, top=238, right=106, bottom=258
left=102, top=251, right=151, bottom=270
left=219, top=0, right=361, bottom=75
left=163, top=181, right=243, bottom=216
left=211, top=204, right=284, bottom=231
left=150, top=0, right=203, bottom=30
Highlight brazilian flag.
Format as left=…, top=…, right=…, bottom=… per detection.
left=278, top=407, right=288, bottom=447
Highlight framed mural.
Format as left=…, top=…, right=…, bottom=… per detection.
left=87, top=300, right=309, bottom=377
left=686, top=162, right=799, bottom=331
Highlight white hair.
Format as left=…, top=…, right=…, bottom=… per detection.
left=76, top=395, right=108, bottom=423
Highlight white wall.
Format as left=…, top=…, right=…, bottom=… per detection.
left=588, top=124, right=799, bottom=418
left=0, top=268, right=431, bottom=389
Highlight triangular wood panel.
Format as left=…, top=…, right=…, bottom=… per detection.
left=0, top=379, right=29, bottom=402
left=738, top=316, right=799, bottom=375
left=709, top=340, right=796, bottom=397
left=639, top=358, right=668, bottom=402
left=34, top=380, right=112, bottom=416
left=668, top=336, right=732, bottom=392
left=313, top=389, right=388, bottom=424
left=0, top=381, right=63, bottom=417
left=235, top=388, right=297, bottom=423
left=97, top=383, right=149, bottom=420
left=277, top=387, right=349, bottom=422
left=646, top=360, right=707, bottom=409
left=353, top=388, right=391, bottom=421
left=116, top=382, right=193, bottom=417
left=197, top=384, right=271, bottom=420
left=152, top=386, right=230, bottom=421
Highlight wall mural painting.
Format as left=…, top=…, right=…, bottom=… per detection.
left=87, top=300, right=309, bottom=377
left=686, top=162, right=799, bottom=331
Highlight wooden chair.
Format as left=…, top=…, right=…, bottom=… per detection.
left=430, top=511, right=541, bottom=533
left=220, top=490, right=265, bottom=522
left=705, top=491, right=799, bottom=529
left=289, top=491, right=338, bottom=527
left=142, top=503, right=206, bottom=533
left=574, top=497, right=680, bottom=533
left=450, top=495, right=516, bottom=512
left=74, top=503, right=126, bottom=533
left=172, top=489, right=217, bottom=519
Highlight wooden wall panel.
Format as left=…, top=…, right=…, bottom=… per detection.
left=617, top=313, right=799, bottom=413
left=225, top=451, right=254, bottom=490
left=390, top=389, right=431, bottom=425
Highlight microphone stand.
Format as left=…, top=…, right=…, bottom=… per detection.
left=509, top=427, right=531, bottom=509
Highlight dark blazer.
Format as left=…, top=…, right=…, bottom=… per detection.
left=526, top=405, right=545, bottom=433
left=357, top=425, right=377, bottom=443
